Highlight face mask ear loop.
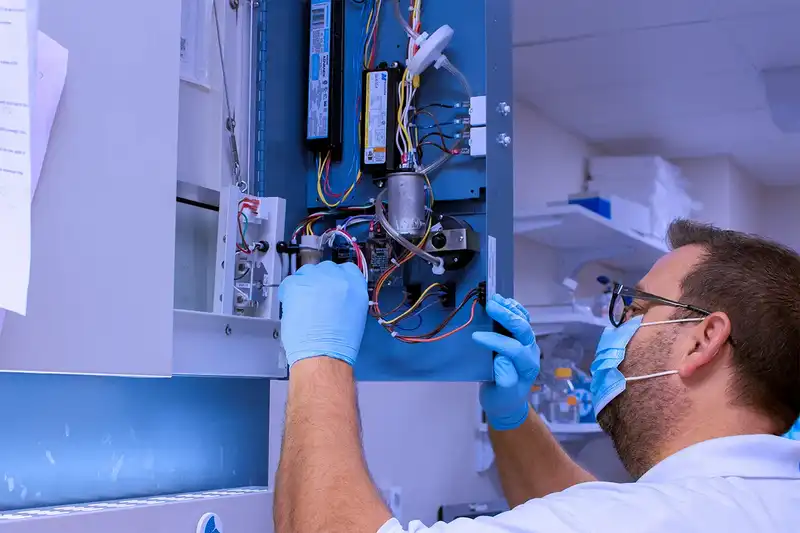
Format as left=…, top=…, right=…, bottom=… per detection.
left=625, top=370, right=679, bottom=382
left=639, top=317, right=705, bottom=327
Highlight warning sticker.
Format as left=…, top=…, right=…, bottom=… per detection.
left=307, top=0, right=331, bottom=140
left=364, top=71, right=388, bottom=165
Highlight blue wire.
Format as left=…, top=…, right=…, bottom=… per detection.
left=393, top=298, right=446, bottom=332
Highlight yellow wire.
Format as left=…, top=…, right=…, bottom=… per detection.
left=397, top=68, right=414, bottom=152
left=363, top=5, right=374, bottom=68
left=385, top=283, right=443, bottom=325
left=423, top=173, right=433, bottom=206
left=316, top=150, right=360, bottom=208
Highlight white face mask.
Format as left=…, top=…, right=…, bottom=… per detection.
left=590, top=315, right=704, bottom=416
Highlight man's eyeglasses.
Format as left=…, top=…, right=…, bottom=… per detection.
left=609, top=282, right=711, bottom=328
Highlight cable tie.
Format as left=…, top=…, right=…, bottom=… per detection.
left=369, top=301, right=377, bottom=306
left=391, top=331, right=399, bottom=338
left=378, top=319, right=387, bottom=325
left=391, top=258, right=400, bottom=266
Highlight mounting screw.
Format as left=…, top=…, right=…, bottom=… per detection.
left=273, top=329, right=280, bottom=339
left=497, top=102, right=511, bottom=116
left=496, top=133, right=512, bottom=147
left=219, top=294, right=223, bottom=302
left=224, top=324, right=232, bottom=336
left=223, top=235, right=227, bottom=243
left=221, top=261, right=225, bottom=269
left=230, top=0, right=239, bottom=8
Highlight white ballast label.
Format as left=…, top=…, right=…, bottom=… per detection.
left=364, top=71, right=388, bottom=164
left=487, top=235, right=497, bottom=299
left=307, top=0, right=331, bottom=140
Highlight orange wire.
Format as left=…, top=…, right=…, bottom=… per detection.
left=399, top=299, right=479, bottom=343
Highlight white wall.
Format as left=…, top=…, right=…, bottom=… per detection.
left=514, top=101, right=597, bottom=212
left=673, top=156, right=763, bottom=234
left=760, top=186, right=800, bottom=250
left=513, top=102, right=607, bottom=305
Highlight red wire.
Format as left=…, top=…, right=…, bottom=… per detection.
left=322, top=156, right=343, bottom=198
left=368, top=2, right=380, bottom=68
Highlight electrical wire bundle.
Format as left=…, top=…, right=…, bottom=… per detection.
left=375, top=283, right=481, bottom=343
left=237, top=197, right=260, bottom=253
left=395, top=0, right=422, bottom=168
left=319, top=226, right=369, bottom=280
left=292, top=203, right=375, bottom=241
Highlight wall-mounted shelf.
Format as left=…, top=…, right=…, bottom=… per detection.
left=527, top=308, right=608, bottom=338
left=514, top=204, right=668, bottom=275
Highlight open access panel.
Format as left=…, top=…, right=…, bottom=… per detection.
left=254, top=0, right=513, bottom=381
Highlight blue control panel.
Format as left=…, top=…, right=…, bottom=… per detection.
left=257, top=0, right=514, bottom=381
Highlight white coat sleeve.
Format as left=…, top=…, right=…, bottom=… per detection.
left=374, top=480, right=711, bottom=533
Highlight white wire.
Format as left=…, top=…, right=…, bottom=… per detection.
left=320, top=228, right=369, bottom=280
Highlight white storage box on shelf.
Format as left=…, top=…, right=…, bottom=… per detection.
left=588, top=156, right=695, bottom=240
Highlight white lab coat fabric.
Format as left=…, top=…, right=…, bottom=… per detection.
left=378, top=434, right=800, bottom=533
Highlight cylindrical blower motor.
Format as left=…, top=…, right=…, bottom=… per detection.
left=386, top=171, right=427, bottom=239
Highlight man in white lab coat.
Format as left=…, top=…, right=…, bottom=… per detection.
left=274, top=219, right=800, bottom=533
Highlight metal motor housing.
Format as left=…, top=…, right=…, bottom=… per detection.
left=386, top=171, right=427, bottom=239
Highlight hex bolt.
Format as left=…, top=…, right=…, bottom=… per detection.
left=496, top=133, right=512, bottom=147
left=273, top=329, right=280, bottom=339
left=497, top=102, right=511, bottom=116
left=224, top=324, right=232, bottom=336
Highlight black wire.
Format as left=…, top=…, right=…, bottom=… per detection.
left=235, top=268, right=251, bottom=281
left=417, top=103, right=455, bottom=110
left=420, top=131, right=455, bottom=142
left=418, top=141, right=451, bottom=154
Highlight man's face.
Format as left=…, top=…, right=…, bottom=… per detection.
left=596, top=244, right=705, bottom=478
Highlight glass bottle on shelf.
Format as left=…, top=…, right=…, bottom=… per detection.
left=549, top=366, right=579, bottom=424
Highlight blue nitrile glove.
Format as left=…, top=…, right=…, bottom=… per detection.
left=472, top=294, right=541, bottom=430
left=278, top=261, right=368, bottom=367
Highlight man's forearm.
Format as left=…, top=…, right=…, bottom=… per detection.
left=490, top=407, right=596, bottom=507
left=275, top=358, right=391, bottom=533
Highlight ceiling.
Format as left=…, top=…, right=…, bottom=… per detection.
left=512, top=0, right=800, bottom=185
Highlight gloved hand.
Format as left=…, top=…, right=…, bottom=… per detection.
left=278, top=261, right=368, bottom=367
left=472, top=294, right=541, bottom=431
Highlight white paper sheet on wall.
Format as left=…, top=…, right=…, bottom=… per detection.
left=0, top=29, right=67, bottom=330
left=0, top=1, right=66, bottom=335
left=180, top=0, right=214, bottom=88
left=0, top=0, right=34, bottom=316
left=31, top=31, right=68, bottom=192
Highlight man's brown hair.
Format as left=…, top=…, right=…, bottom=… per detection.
left=667, top=219, right=800, bottom=432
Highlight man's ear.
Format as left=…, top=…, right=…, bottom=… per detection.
left=678, top=312, right=732, bottom=379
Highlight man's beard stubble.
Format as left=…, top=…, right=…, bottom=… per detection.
left=596, top=326, right=692, bottom=479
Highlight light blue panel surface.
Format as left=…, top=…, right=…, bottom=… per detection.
left=0, top=374, right=269, bottom=511
left=256, top=0, right=312, bottom=231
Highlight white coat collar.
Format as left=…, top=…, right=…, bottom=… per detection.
left=639, top=434, right=800, bottom=483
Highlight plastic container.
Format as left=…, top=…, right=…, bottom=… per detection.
left=549, top=367, right=579, bottom=424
